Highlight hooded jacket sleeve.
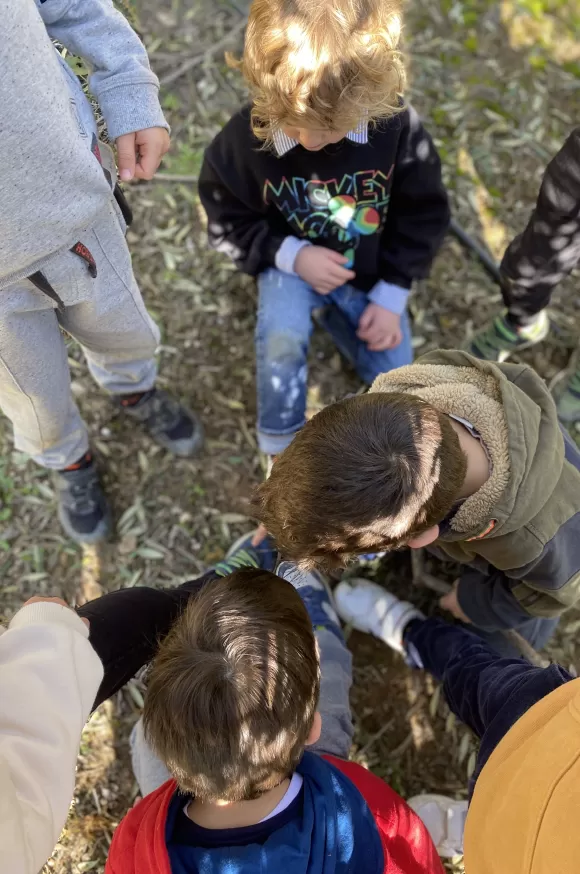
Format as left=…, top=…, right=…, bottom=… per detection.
left=0, top=602, right=103, bottom=874
left=36, top=0, right=167, bottom=140
left=457, top=568, right=538, bottom=630
left=457, top=518, right=580, bottom=630
left=377, top=105, right=450, bottom=289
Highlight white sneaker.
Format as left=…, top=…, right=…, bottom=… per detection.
left=334, top=578, right=423, bottom=653
left=407, top=794, right=467, bottom=858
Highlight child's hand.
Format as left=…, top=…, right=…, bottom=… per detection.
left=295, top=246, right=356, bottom=295
left=357, top=303, right=402, bottom=351
left=116, top=127, right=170, bottom=182
left=439, top=581, right=471, bottom=623
left=251, top=523, right=269, bottom=547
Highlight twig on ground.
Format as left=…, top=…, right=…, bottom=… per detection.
left=388, top=731, right=415, bottom=759
left=410, top=549, right=452, bottom=596
left=160, top=18, right=246, bottom=87
left=358, top=718, right=396, bottom=758
left=149, top=173, right=199, bottom=184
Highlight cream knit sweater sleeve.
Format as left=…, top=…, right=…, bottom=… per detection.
left=0, top=602, right=103, bottom=874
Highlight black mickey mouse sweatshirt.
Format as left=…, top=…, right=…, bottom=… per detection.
left=198, top=103, right=450, bottom=301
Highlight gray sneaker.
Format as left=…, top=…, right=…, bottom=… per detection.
left=119, top=388, right=204, bottom=457
left=54, top=456, right=111, bottom=544
left=552, top=361, right=580, bottom=424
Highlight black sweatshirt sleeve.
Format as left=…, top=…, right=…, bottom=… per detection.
left=198, top=113, right=286, bottom=276
left=77, top=572, right=216, bottom=710
left=379, top=106, right=450, bottom=289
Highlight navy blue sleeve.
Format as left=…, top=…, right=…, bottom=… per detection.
left=456, top=568, right=532, bottom=631
left=457, top=514, right=580, bottom=631
left=404, top=617, right=572, bottom=789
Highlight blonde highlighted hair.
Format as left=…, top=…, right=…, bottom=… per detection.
left=234, top=0, right=405, bottom=145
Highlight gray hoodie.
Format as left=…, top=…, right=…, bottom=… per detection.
left=0, top=0, right=168, bottom=288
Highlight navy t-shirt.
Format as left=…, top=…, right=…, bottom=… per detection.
left=167, top=790, right=303, bottom=871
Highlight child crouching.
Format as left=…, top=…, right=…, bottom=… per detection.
left=105, top=560, right=444, bottom=874
left=199, top=0, right=449, bottom=461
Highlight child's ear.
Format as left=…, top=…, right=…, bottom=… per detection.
left=407, top=525, right=440, bottom=549
left=305, top=712, right=322, bottom=746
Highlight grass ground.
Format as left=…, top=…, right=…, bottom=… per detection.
left=1, top=1, right=579, bottom=872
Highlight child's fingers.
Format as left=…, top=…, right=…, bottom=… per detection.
left=325, top=250, right=350, bottom=265
left=358, top=308, right=374, bottom=334
left=313, top=274, right=341, bottom=294
left=333, top=266, right=356, bottom=282
left=324, top=263, right=353, bottom=283
left=251, top=524, right=268, bottom=547
left=134, top=143, right=160, bottom=181
left=116, top=132, right=137, bottom=182
left=368, top=333, right=396, bottom=351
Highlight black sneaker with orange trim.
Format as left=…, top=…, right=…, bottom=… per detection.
left=54, top=453, right=111, bottom=544
left=118, top=388, right=204, bottom=457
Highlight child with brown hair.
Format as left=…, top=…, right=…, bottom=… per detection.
left=198, top=0, right=449, bottom=459
left=104, top=540, right=444, bottom=874
left=254, top=350, right=580, bottom=654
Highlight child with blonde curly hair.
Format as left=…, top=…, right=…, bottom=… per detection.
left=199, top=0, right=449, bottom=459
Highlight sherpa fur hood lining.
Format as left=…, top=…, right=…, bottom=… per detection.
left=371, top=363, right=511, bottom=536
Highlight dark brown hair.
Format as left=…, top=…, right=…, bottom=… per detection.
left=143, top=569, right=320, bottom=802
left=252, top=392, right=467, bottom=568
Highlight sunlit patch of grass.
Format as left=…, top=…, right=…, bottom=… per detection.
left=501, top=0, right=580, bottom=66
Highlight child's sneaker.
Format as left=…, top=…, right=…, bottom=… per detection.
left=334, top=578, right=423, bottom=654
left=277, top=561, right=343, bottom=640
left=119, top=388, right=204, bottom=457
left=407, top=794, right=467, bottom=858
left=54, top=453, right=111, bottom=544
left=357, top=551, right=386, bottom=564
left=214, top=530, right=279, bottom=577
left=552, top=363, right=580, bottom=424
left=467, top=310, right=549, bottom=362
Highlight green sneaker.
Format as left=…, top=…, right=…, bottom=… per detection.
left=553, top=364, right=580, bottom=424
left=467, top=310, right=550, bottom=363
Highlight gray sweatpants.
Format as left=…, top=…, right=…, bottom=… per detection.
left=130, top=564, right=354, bottom=797
left=0, top=199, right=159, bottom=469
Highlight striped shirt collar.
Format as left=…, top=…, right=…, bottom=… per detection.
left=272, top=120, right=368, bottom=156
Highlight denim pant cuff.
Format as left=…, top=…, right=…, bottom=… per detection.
left=257, top=430, right=299, bottom=454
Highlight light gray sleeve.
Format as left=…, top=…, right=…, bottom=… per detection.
left=36, top=0, right=168, bottom=140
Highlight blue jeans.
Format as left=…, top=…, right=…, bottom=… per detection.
left=255, top=268, right=413, bottom=454
left=404, top=617, right=572, bottom=795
